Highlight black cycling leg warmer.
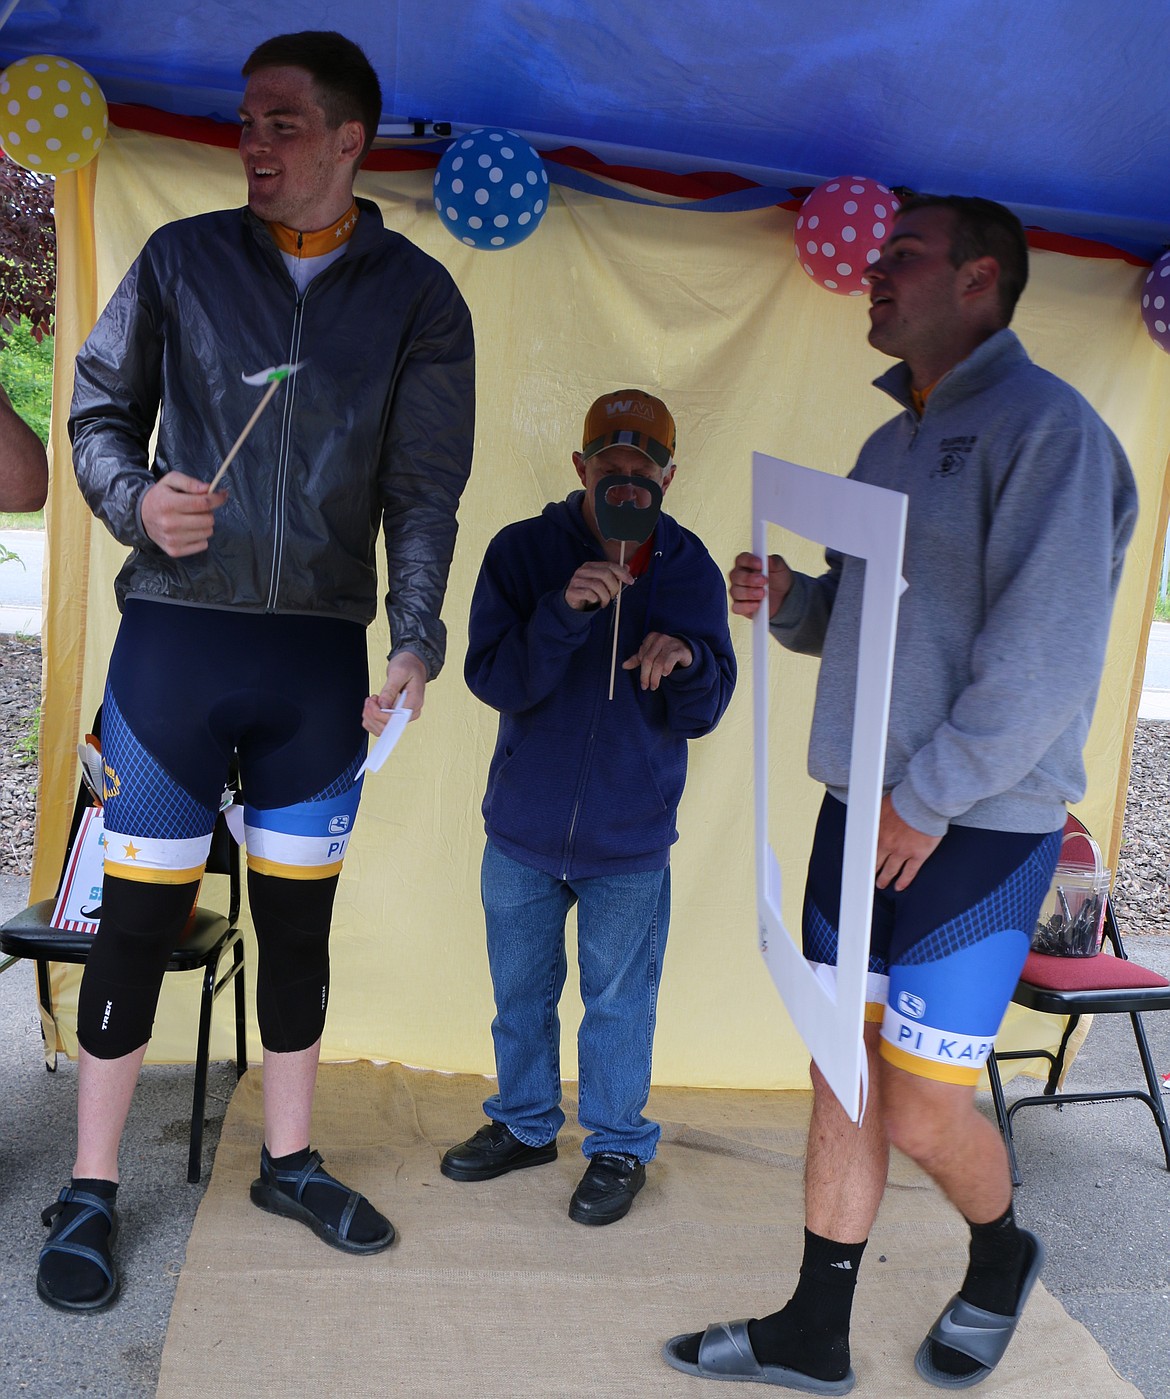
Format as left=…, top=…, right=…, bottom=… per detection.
left=76, top=874, right=201, bottom=1059
left=249, top=869, right=337, bottom=1053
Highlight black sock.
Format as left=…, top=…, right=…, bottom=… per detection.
left=266, top=1146, right=386, bottom=1244
left=673, top=1229, right=863, bottom=1379
left=930, top=1203, right=1029, bottom=1378
left=38, top=1177, right=118, bottom=1304
left=747, top=1229, right=864, bottom=1380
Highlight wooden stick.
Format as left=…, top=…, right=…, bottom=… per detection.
left=608, top=540, right=626, bottom=701
left=207, top=378, right=281, bottom=492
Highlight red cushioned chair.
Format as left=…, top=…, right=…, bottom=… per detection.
left=986, top=814, right=1170, bottom=1186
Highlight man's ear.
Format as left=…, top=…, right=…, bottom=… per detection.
left=962, top=255, right=1000, bottom=302
left=338, top=119, right=365, bottom=166
left=660, top=462, right=677, bottom=493
left=572, top=450, right=588, bottom=486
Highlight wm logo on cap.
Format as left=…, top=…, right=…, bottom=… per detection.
left=606, top=399, right=655, bottom=420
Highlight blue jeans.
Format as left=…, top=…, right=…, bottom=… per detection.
left=480, top=840, right=671, bottom=1162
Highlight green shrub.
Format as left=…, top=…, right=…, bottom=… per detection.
left=0, top=316, right=53, bottom=445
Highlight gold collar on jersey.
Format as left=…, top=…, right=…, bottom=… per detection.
left=267, top=202, right=359, bottom=257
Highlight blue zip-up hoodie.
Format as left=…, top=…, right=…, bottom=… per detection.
left=466, top=492, right=736, bottom=879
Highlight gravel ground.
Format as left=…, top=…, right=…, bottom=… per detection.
left=1112, top=718, right=1170, bottom=932
left=2, top=633, right=1169, bottom=935
left=0, top=632, right=40, bottom=876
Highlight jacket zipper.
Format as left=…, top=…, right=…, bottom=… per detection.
left=265, top=231, right=307, bottom=610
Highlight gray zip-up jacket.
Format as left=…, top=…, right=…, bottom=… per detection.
left=771, top=328, right=1137, bottom=836
left=70, top=199, right=475, bottom=678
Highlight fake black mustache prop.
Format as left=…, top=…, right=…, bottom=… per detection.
left=593, top=475, right=664, bottom=699
left=593, top=475, right=663, bottom=545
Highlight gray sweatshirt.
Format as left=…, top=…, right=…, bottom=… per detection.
left=771, top=329, right=1138, bottom=836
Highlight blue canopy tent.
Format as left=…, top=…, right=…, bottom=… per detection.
left=3, top=0, right=1168, bottom=258
left=1, top=0, right=1168, bottom=1082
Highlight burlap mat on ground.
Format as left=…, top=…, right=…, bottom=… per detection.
left=158, top=1063, right=1136, bottom=1398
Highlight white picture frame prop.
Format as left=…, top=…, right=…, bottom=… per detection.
left=752, top=451, right=907, bottom=1121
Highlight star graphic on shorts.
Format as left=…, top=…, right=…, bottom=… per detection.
left=122, top=840, right=141, bottom=860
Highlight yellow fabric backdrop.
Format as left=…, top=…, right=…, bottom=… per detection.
left=33, top=126, right=1170, bottom=1083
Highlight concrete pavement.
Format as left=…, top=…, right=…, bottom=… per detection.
left=0, top=874, right=235, bottom=1399
left=0, top=529, right=43, bottom=636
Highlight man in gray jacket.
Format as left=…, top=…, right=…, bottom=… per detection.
left=37, top=31, right=473, bottom=1312
left=665, top=197, right=1136, bottom=1390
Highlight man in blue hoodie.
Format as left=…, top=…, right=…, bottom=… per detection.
left=442, top=390, right=736, bottom=1224
left=664, top=198, right=1136, bottom=1390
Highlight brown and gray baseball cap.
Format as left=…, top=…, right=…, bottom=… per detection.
left=581, top=389, right=676, bottom=469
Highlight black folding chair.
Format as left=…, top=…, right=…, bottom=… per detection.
left=0, top=730, right=247, bottom=1182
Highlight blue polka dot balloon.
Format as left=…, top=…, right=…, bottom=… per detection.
left=434, top=128, right=549, bottom=250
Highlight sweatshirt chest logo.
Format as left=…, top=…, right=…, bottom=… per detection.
left=933, top=435, right=977, bottom=479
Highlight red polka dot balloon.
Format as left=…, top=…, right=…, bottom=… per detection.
left=1141, top=251, right=1170, bottom=354
left=794, top=176, right=901, bottom=296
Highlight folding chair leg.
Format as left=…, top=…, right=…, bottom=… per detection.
left=1130, top=1011, right=1170, bottom=1173
left=232, top=937, right=247, bottom=1080
left=35, top=959, right=57, bottom=1072
left=986, top=1053, right=1023, bottom=1188
left=1043, top=1013, right=1080, bottom=1095
left=188, top=955, right=218, bottom=1184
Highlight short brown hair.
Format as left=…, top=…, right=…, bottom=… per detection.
left=898, top=194, right=1029, bottom=323
left=242, top=31, right=382, bottom=163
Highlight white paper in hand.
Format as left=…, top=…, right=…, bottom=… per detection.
left=356, top=695, right=412, bottom=777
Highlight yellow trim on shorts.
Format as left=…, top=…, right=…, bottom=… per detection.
left=104, top=861, right=205, bottom=885
left=864, top=1002, right=885, bottom=1024
left=880, top=1039, right=982, bottom=1086
left=246, top=855, right=345, bottom=880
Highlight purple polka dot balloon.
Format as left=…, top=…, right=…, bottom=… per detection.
left=794, top=176, right=901, bottom=296
left=434, top=128, right=549, bottom=250
left=1141, top=251, right=1170, bottom=354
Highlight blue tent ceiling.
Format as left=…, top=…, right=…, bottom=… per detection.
left=3, top=0, right=1168, bottom=258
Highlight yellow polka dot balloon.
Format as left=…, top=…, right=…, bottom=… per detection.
left=0, top=54, right=108, bottom=175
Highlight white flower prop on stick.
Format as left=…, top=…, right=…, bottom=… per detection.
left=208, top=362, right=303, bottom=491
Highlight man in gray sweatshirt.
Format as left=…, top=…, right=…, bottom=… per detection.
left=663, top=196, right=1137, bottom=1392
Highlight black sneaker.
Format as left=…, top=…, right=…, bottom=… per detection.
left=440, top=1121, right=558, bottom=1182
left=568, top=1152, right=646, bottom=1225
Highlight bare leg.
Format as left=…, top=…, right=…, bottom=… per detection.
left=40, top=1044, right=144, bottom=1308
left=665, top=1024, right=891, bottom=1381
left=881, top=1061, right=1010, bottom=1222
left=883, top=1058, right=1033, bottom=1382
left=74, top=1043, right=149, bottom=1181
left=250, top=1035, right=393, bottom=1252
left=806, top=1022, right=889, bottom=1241
left=261, top=1037, right=322, bottom=1156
